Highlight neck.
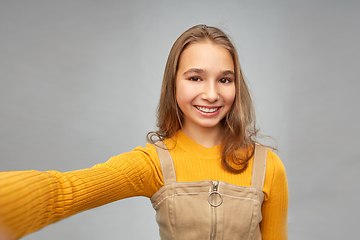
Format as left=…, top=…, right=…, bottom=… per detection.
left=181, top=124, right=222, bottom=148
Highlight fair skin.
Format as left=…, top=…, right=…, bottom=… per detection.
left=176, top=41, right=236, bottom=148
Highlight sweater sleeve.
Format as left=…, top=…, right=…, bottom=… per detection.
left=260, top=151, right=289, bottom=240
left=0, top=144, right=163, bottom=239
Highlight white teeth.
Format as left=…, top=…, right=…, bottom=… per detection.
left=196, top=106, right=219, bottom=113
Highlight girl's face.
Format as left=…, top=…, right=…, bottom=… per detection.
left=176, top=42, right=236, bottom=134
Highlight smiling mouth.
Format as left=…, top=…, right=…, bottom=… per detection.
left=195, top=106, right=220, bottom=113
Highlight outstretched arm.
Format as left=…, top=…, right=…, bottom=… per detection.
left=0, top=144, right=163, bottom=239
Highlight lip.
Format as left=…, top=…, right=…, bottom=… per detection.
left=194, top=105, right=222, bottom=117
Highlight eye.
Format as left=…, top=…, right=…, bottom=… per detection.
left=219, top=78, right=232, bottom=84
left=189, top=76, right=201, bottom=82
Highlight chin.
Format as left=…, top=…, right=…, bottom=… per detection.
left=197, top=121, right=222, bottom=129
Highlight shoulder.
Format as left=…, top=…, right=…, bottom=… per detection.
left=94, top=143, right=163, bottom=196
left=266, top=149, right=286, bottom=176
left=105, top=143, right=160, bottom=168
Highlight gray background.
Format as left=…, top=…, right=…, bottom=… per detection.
left=1, top=0, right=359, bottom=239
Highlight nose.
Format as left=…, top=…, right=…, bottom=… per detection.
left=201, top=81, right=219, bottom=102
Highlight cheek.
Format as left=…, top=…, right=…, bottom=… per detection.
left=225, top=87, right=236, bottom=107
left=176, top=82, right=195, bottom=106
left=176, top=83, right=187, bottom=113
left=229, top=92, right=236, bottom=105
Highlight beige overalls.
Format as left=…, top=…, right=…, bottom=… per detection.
left=151, top=142, right=267, bottom=240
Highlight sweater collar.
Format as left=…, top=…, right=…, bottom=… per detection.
left=168, top=130, right=221, bottom=159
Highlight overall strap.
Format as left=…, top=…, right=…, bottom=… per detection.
left=154, top=141, right=177, bottom=185
left=251, top=144, right=268, bottom=191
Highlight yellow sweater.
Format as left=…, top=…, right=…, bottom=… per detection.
left=0, top=131, right=288, bottom=239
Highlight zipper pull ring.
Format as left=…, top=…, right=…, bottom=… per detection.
left=208, top=181, right=223, bottom=207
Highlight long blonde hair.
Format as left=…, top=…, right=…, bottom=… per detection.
left=149, top=24, right=258, bottom=173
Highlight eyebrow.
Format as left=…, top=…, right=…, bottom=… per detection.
left=182, top=68, right=206, bottom=75
left=182, top=68, right=235, bottom=77
left=222, top=70, right=235, bottom=76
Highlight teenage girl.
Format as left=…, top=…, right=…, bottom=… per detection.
left=0, top=25, right=288, bottom=240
